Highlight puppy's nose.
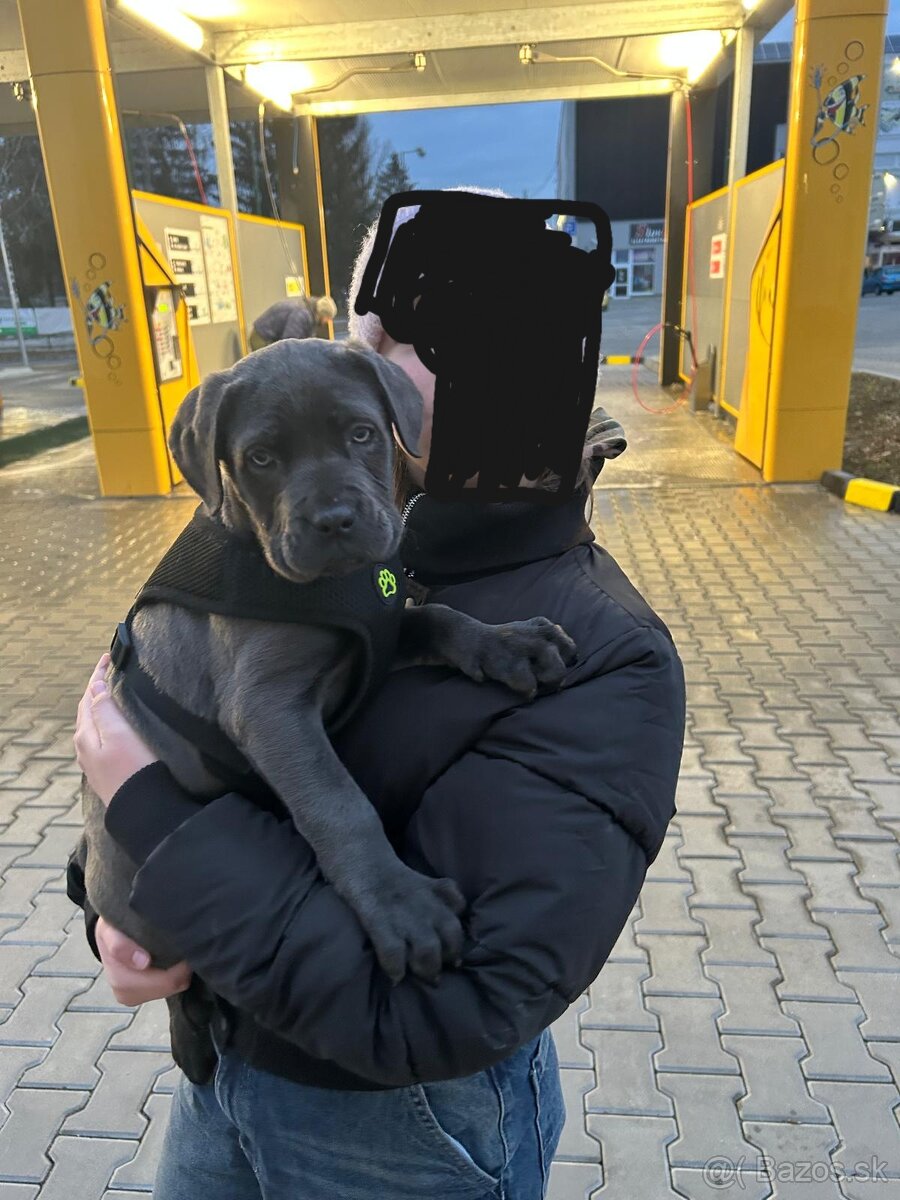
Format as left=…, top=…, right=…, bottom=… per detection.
left=310, top=504, right=356, bottom=536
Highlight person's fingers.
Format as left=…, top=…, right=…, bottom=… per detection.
left=97, top=917, right=152, bottom=970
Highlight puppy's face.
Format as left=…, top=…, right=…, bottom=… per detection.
left=169, top=340, right=423, bottom=584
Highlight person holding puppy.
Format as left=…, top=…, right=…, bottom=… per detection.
left=70, top=190, right=685, bottom=1200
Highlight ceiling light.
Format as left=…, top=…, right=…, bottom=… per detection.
left=519, top=44, right=535, bottom=65
left=244, top=62, right=316, bottom=111
left=117, top=0, right=205, bottom=53
left=885, top=171, right=898, bottom=189
left=658, top=30, right=723, bottom=83
left=891, top=56, right=900, bottom=76
left=413, top=52, right=427, bottom=71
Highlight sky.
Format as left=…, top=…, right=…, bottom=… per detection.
left=366, top=1, right=900, bottom=199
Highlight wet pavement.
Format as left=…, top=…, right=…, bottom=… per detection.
left=0, top=384, right=898, bottom=1199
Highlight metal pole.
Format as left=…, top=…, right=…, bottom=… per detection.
left=0, top=203, right=31, bottom=369
left=727, top=26, right=755, bottom=192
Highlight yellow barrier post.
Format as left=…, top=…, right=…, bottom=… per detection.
left=763, top=0, right=888, bottom=481
left=17, top=0, right=172, bottom=495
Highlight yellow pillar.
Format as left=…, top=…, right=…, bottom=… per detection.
left=764, top=0, right=887, bottom=481
left=17, top=0, right=172, bottom=495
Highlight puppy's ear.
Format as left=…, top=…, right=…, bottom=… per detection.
left=168, top=369, right=234, bottom=514
left=343, top=339, right=423, bottom=458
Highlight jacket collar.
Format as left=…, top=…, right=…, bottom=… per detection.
left=399, top=487, right=595, bottom=585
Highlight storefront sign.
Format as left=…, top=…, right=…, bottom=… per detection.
left=629, top=221, right=665, bottom=246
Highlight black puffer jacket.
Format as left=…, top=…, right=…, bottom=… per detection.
left=67, top=487, right=685, bottom=1089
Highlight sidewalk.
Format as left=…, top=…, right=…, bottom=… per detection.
left=0, top=394, right=898, bottom=1199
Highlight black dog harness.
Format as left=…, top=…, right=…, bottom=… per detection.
left=109, top=504, right=406, bottom=789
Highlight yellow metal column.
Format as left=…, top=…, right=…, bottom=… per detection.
left=17, top=0, right=172, bottom=495
left=763, top=0, right=887, bottom=481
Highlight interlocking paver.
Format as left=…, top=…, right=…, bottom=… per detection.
left=707, top=964, right=799, bottom=1036
left=0, top=890, right=77, bottom=945
left=781, top=1001, right=890, bottom=1083
left=635, top=883, right=705, bottom=936
left=60, top=1050, right=171, bottom=1138
left=546, top=1161, right=603, bottom=1200
left=0, top=976, right=92, bottom=1046
left=793, top=861, right=877, bottom=914
left=10, top=827, right=79, bottom=870
left=742, top=1121, right=842, bottom=1198
left=38, top=1136, right=138, bottom=1200
left=717, top=794, right=780, bottom=838
left=647, top=832, right=691, bottom=882
left=681, top=860, right=752, bottom=910
left=844, top=839, right=900, bottom=887
left=639, top=934, right=719, bottom=998
left=108, top=1093, right=172, bottom=1191
left=645, top=997, right=739, bottom=1075
left=108, top=999, right=171, bottom=1053
left=675, top=815, right=741, bottom=861
left=720, top=1034, right=830, bottom=1124
left=658, top=1074, right=754, bottom=1170
left=0, top=868, right=60, bottom=918
left=740, top=883, right=827, bottom=940
left=19, top=1011, right=131, bottom=1089
left=552, top=997, right=594, bottom=1070
left=0, top=945, right=57, bottom=1006
left=670, top=1167, right=770, bottom=1199
left=762, top=935, right=856, bottom=1003
left=0, top=1046, right=48, bottom=1111
left=65, top=971, right=132, bottom=1013
left=808, top=1081, right=900, bottom=1178
left=31, top=923, right=101, bottom=978
left=582, top=1029, right=671, bottom=1116
left=840, top=971, right=900, bottom=1042
left=586, top=1114, right=676, bottom=1199
left=738, top=839, right=803, bottom=885
left=605, top=904, right=646, bottom=964
left=556, top=1070, right=602, bottom=1162
left=697, top=908, right=775, bottom=968
left=811, top=912, right=900, bottom=973
left=584, top=962, right=656, bottom=1031
left=0, top=1089, right=87, bottom=1183
left=777, top=816, right=852, bottom=862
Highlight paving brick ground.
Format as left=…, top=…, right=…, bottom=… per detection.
left=0, top=384, right=898, bottom=1199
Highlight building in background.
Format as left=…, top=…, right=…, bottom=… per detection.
left=557, top=35, right=900, bottom=294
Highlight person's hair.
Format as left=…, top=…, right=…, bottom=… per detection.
left=315, top=296, right=338, bottom=322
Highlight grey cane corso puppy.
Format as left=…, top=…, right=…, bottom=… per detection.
left=76, top=337, right=576, bottom=1082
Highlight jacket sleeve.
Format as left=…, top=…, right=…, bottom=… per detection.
left=114, top=626, right=684, bottom=1086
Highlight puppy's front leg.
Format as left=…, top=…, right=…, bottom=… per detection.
left=228, top=698, right=465, bottom=984
left=396, top=604, right=577, bottom=698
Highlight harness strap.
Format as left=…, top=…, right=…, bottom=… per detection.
left=110, top=621, right=258, bottom=785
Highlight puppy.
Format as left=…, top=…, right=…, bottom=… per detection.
left=76, top=338, right=576, bottom=1082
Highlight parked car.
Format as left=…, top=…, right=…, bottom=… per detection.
left=862, top=266, right=900, bottom=295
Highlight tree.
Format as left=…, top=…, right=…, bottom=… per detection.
left=316, top=115, right=380, bottom=314
left=372, top=150, right=414, bottom=212
left=122, top=120, right=216, bottom=206
left=0, top=134, right=65, bottom=307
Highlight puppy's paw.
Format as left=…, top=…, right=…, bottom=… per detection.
left=354, top=868, right=466, bottom=985
left=463, top=617, right=577, bottom=698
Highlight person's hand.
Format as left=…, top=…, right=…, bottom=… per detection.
left=96, top=917, right=192, bottom=1006
left=74, top=653, right=158, bottom=805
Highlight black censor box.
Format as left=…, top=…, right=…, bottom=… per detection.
left=354, top=190, right=615, bottom=504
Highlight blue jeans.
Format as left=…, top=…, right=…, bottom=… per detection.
left=153, top=1028, right=565, bottom=1200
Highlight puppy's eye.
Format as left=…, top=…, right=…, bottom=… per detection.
left=247, top=448, right=275, bottom=468
left=351, top=425, right=374, bottom=444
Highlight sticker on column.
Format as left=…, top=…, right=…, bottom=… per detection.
left=709, top=233, right=727, bottom=280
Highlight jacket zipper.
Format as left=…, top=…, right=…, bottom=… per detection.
left=400, top=490, right=426, bottom=602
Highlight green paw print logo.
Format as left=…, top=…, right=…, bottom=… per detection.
left=375, top=566, right=398, bottom=602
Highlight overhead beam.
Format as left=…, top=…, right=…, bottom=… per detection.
left=213, top=2, right=746, bottom=65
left=291, top=76, right=674, bottom=118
